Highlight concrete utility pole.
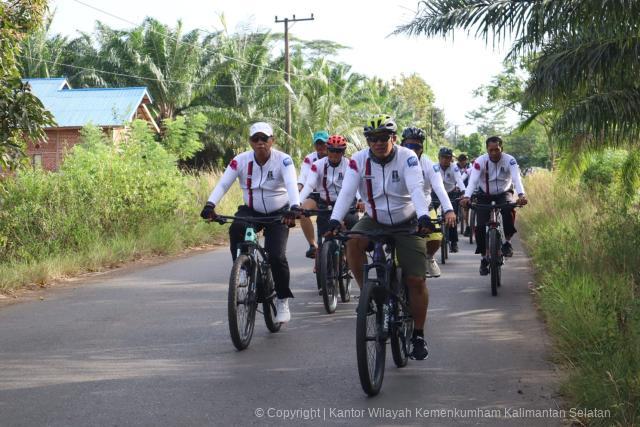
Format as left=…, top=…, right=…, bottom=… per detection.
left=275, top=14, right=314, bottom=143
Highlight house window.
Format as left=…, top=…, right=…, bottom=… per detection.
left=33, top=154, right=42, bottom=168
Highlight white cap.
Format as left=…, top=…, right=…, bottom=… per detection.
left=249, top=122, right=273, bottom=137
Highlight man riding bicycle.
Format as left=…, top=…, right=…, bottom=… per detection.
left=434, top=147, right=466, bottom=253
left=298, top=130, right=329, bottom=192
left=200, top=122, right=301, bottom=323
left=460, top=136, right=528, bottom=276
left=456, top=153, right=472, bottom=236
left=400, top=127, right=456, bottom=278
left=326, top=114, right=434, bottom=360
left=298, top=134, right=360, bottom=261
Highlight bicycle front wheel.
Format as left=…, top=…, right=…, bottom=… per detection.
left=318, top=241, right=339, bottom=314
left=488, top=228, right=500, bottom=296
left=390, top=270, right=412, bottom=368
left=228, top=254, right=258, bottom=350
left=356, top=281, right=387, bottom=396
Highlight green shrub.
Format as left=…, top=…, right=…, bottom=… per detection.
left=0, top=121, right=242, bottom=291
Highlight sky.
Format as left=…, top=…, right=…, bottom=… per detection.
left=48, top=0, right=517, bottom=135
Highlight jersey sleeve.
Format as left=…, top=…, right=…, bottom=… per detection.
left=331, top=158, right=360, bottom=222
left=208, top=157, right=240, bottom=205
left=282, top=155, right=301, bottom=206
left=299, top=162, right=320, bottom=201
left=454, top=166, right=467, bottom=192
left=404, top=153, right=429, bottom=218
left=298, top=156, right=312, bottom=186
left=508, top=157, right=525, bottom=195
left=428, top=163, right=453, bottom=212
left=464, top=161, right=482, bottom=198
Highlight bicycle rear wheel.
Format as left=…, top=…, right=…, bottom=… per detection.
left=469, top=209, right=475, bottom=244
left=488, top=228, right=500, bottom=296
left=338, top=243, right=351, bottom=302
left=318, top=241, right=339, bottom=314
left=356, top=281, right=387, bottom=396
left=390, top=269, right=412, bottom=368
left=228, top=254, right=258, bottom=350
left=441, top=225, right=448, bottom=264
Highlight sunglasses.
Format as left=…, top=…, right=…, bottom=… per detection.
left=366, top=134, right=391, bottom=143
left=250, top=134, right=271, bottom=143
left=327, top=148, right=345, bottom=153
left=403, top=143, right=423, bottom=150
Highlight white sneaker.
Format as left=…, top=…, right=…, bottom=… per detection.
left=426, top=258, right=441, bottom=278
left=275, top=298, right=291, bottom=323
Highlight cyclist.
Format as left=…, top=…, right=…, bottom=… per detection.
left=400, top=127, right=456, bottom=278
left=435, top=147, right=466, bottom=253
left=460, top=136, right=528, bottom=275
left=200, top=122, right=301, bottom=323
left=327, top=114, right=434, bottom=360
left=298, top=134, right=360, bottom=262
left=298, top=130, right=329, bottom=192
left=456, top=153, right=472, bottom=236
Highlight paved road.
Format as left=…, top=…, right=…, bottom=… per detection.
left=0, top=230, right=562, bottom=426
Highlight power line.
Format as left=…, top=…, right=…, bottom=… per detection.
left=18, top=54, right=283, bottom=88
left=71, top=0, right=315, bottom=81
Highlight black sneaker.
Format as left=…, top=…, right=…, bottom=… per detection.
left=410, top=336, right=429, bottom=360
left=463, top=226, right=471, bottom=237
left=305, top=245, right=317, bottom=259
left=450, top=242, right=459, bottom=253
left=479, top=258, right=489, bottom=276
left=501, top=241, right=513, bottom=257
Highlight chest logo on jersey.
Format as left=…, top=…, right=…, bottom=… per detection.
left=392, top=170, right=400, bottom=182
left=266, top=171, right=274, bottom=181
left=338, top=172, right=344, bottom=181
left=500, top=166, right=506, bottom=173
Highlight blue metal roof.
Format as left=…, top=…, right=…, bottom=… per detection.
left=22, top=78, right=154, bottom=128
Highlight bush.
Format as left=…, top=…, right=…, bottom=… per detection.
left=0, top=121, right=242, bottom=291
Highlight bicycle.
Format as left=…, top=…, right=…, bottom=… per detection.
left=214, top=215, right=284, bottom=350
left=333, top=227, right=421, bottom=396
left=471, top=202, right=521, bottom=296
left=302, top=207, right=353, bottom=314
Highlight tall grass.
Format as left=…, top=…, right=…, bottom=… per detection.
left=0, top=122, right=242, bottom=293
left=519, top=171, right=640, bottom=425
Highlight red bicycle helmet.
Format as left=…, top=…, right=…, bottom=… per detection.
left=326, top=134, right=348, bottom=150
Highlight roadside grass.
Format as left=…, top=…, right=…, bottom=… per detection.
left=519, top=171, right=640, bottom=425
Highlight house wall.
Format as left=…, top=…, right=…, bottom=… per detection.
left=26, top=127, right=121, bottom=171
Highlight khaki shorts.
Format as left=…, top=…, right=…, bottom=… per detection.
left=351, top=215, right=427, bottom=278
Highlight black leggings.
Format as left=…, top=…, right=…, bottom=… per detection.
left=474, top=192, right=517, bottom=255
left=229, top=205, right=293, bottom=299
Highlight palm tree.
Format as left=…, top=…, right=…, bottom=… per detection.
left=396, top=0, right=640, bottom=146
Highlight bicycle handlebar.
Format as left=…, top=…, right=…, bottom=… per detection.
left=471, top=202, right=522, bottom=210
left=212, top=215, right=285, bottom=225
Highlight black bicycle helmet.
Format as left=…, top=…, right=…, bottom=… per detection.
left=439, top=147, right=453, bottom=157
left=401, top=126, right=426, bottom=142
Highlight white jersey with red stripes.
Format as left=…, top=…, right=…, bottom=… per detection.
left=464, top=153, right=525, bottom=198
left=299, top=156, right=350, bottom=204
left=331, top=146, right=429, bottom=226
left=208, top=149, right=300, bottom=214
left=298, top=151, right=323, bottom=187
